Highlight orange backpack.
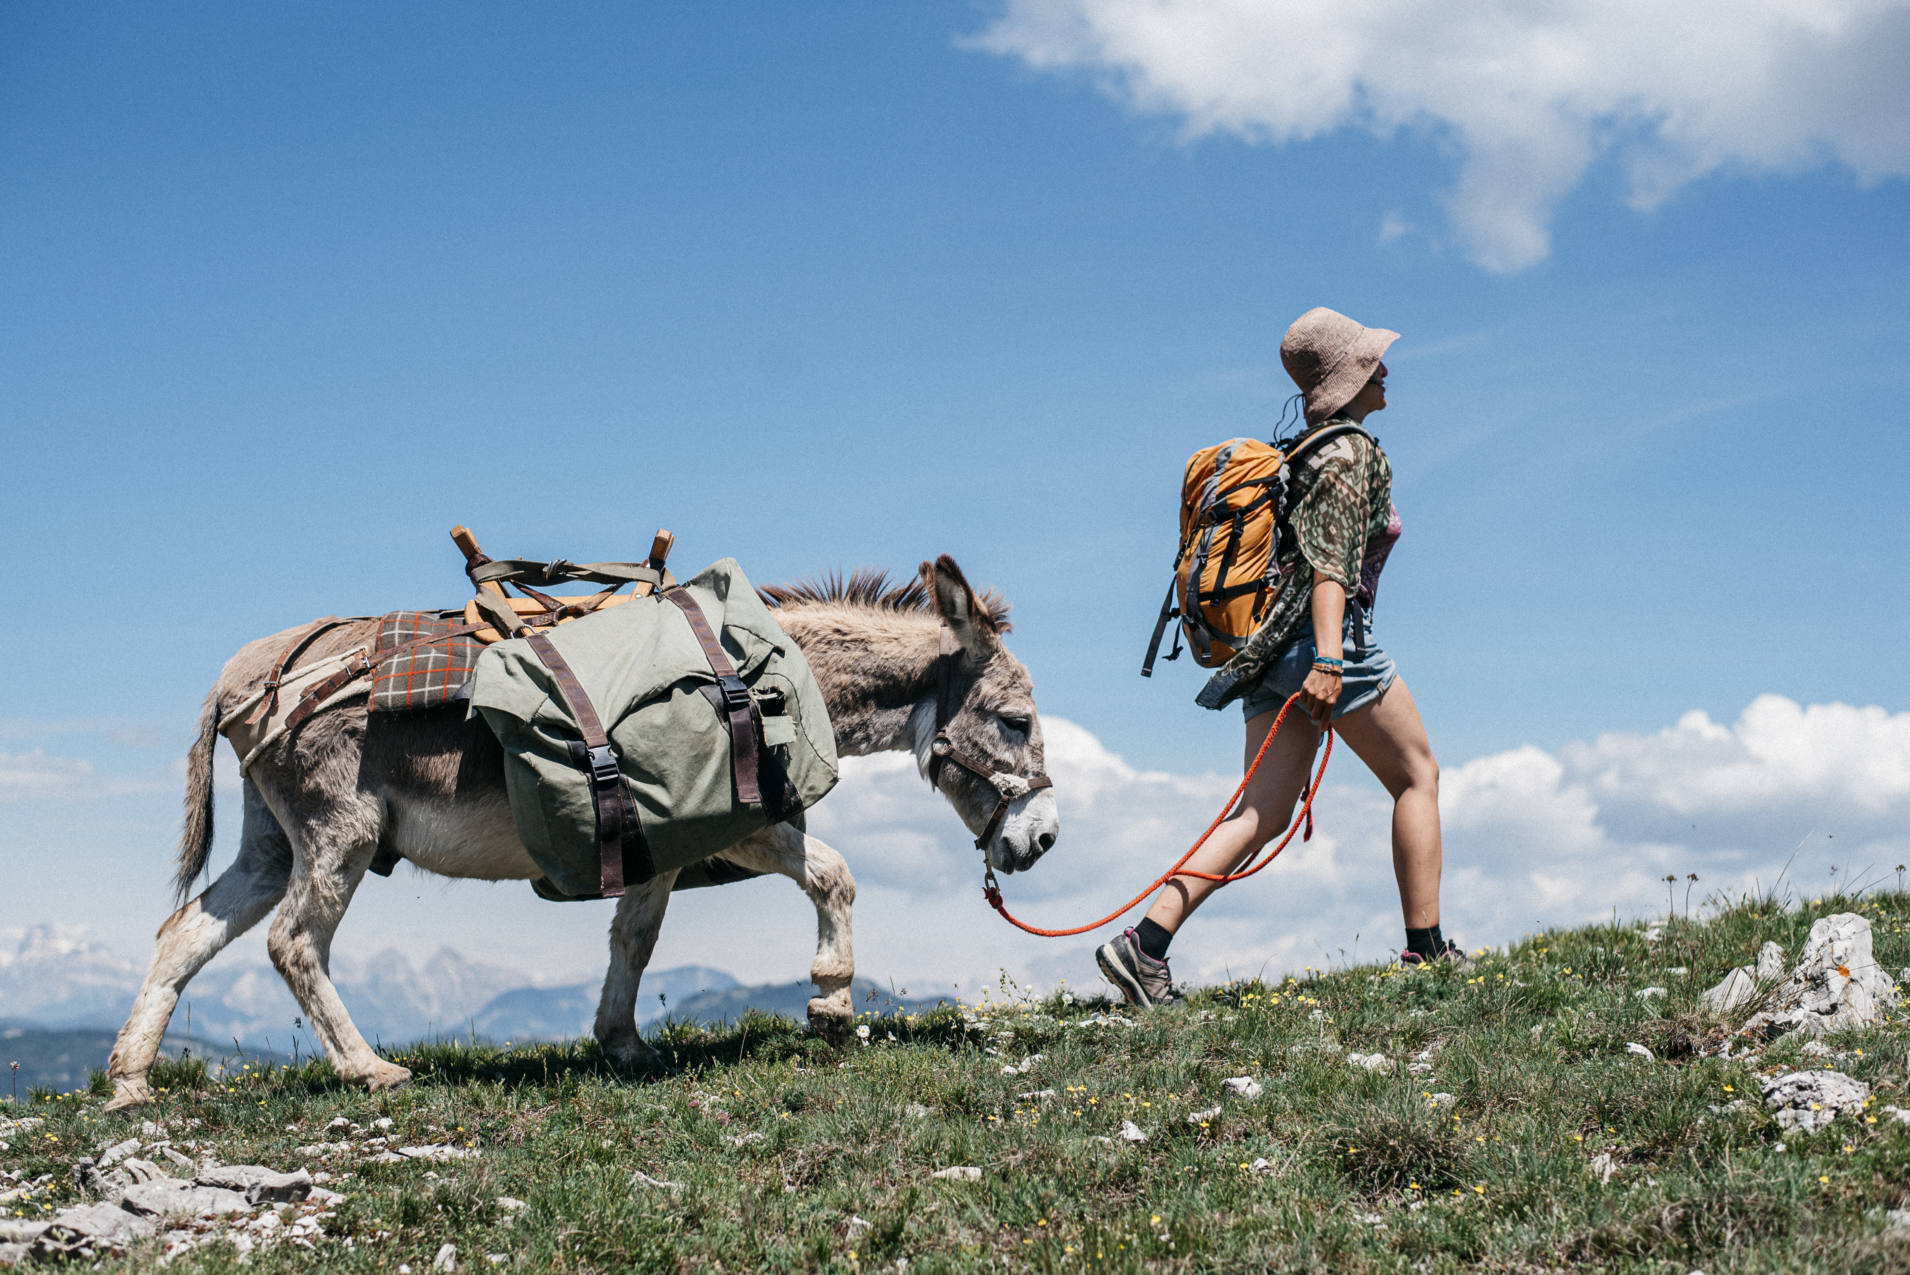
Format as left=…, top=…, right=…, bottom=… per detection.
left=1142, top=424, right=1369, bottom=674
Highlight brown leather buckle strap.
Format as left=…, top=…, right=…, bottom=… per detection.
left=245, top=619, right=351, bottom=728
left=930, top=733, right=1054, bottom=851
left=663, top=589, right=763, bottom=806
left=280, top=650, right=375, bottom=738
left=522, top=631, right=652, bottom=898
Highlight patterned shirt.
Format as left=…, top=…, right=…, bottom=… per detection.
left=1194, top=417, right=1397, bottom=710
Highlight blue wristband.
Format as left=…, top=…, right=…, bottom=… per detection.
left=1311, top=656, right=1344, bottom=669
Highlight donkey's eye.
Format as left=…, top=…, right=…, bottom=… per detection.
left=1000, top=716, right=1031, bottom=735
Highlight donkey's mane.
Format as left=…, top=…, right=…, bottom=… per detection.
left=760, top=569, right=1013, bottom=632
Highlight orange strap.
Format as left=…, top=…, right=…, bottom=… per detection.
left=982, top=691, right=1332, bottom=938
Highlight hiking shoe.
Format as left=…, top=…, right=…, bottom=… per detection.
left=1096, top=928, right=1183, bottom=1007
left=1399, top=940, right=1472, bottom=969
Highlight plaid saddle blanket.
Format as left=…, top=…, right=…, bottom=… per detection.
left=370, top=611, right=484, bottom=713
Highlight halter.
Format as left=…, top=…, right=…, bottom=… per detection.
left=926, top=631, right=1053, bottom=859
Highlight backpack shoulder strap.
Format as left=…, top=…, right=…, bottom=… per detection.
left=1281, top=421, right=1373, bottom=469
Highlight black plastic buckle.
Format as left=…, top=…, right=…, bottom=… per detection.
left=717, top=674, right=752, bottom=713
left=585, top=743, right=621, bottom=786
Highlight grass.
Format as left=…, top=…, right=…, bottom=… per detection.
left=6, top=889, right=1910, bottom=1272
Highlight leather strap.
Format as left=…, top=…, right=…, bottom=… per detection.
left=664, top=589, right=763, bottom=806
left=930, top=732, right=1054, bottom=851
left=245, top=619, right=351, bottom=728
left=280, top=650, right=374, bottom=737
left=470, top=558, right=665, bottom=591
left=926, top=641, right=1055, bottom=852
left=522, top=630, right=651, bottom=898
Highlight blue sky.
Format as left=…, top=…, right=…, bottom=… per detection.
left=4, top=3, right=1907, bottom=998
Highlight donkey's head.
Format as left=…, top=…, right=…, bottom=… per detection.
left=913, top=556, right=1059, bottom=875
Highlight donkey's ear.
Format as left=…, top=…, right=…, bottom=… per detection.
left=921, top=555, right=1000, bottom=664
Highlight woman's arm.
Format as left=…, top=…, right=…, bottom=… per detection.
left=1300, top=572, right=1346, bottom=727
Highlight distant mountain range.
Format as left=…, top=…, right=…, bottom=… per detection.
left=0, top=1022, right=259, bottom=1097
left=0, top=925, right=939, bottom=1090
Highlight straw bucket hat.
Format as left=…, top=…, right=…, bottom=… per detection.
left=1279, top=307, right=1400, bottom=425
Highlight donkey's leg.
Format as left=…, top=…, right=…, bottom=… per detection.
left=265, top=815, right=408, bottom=1092
left=593, top=870, right=681, bottom=1067
left=713, top=826, right=857, bottom=1043
left=107, top=781, right=294, bottom=1111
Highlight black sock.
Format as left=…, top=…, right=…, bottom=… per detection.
left=1405, top=924, right=1444, bottom=960
left=1134, top=918, right=1174, bottom=962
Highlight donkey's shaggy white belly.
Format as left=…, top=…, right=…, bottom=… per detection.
left=388, top=796, right=540, bottom=880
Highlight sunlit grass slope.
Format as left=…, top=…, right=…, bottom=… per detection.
left=7, top=891, right=1910, bottom=1272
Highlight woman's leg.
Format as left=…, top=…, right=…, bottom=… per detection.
left=1142, top=705, right=1322, bottom=935
left=1330, top=677, right=1441, bottom=929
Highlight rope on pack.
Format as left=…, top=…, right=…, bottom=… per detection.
left=981, top=691, right=1332, bottom=938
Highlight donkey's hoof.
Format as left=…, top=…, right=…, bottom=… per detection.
left=807, top=996, right=853, bottom=1045
left=600, top=1036, right=664, bottom=1071
left=363, top=1062, right=413, bottom=1093
left=104, top=1077, right=154, bottom=1112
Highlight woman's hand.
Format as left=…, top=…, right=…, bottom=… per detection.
left=1299, top=666, right=1342, bottom=728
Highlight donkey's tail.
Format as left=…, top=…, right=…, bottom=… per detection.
left=171, top=687, right=222, bottom=905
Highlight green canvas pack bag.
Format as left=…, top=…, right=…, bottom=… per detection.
left=468, top=557, right=838, bottom=901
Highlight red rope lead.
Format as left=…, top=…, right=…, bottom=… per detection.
left=983, top=691, right=1332, bottom=938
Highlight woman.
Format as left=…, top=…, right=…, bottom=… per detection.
left=1096, top=306, right=1462, bottom=1007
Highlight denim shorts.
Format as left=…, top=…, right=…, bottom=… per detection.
left=1238, top=610, right=1397, bottom=723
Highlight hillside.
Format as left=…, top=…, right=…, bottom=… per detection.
left=0, top=1025, right=273, bottom=1098
left=3, top=892, right=1908, bottom=1271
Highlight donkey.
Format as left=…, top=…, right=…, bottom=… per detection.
left=106, top=557, right=1056, bottom=1110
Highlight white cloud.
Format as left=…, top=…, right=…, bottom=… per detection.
left=0, top=750, right=94, bottom=802
left=784, top=696, right=1910, bottom=989
left=970, top=0, right=1910, bottom=271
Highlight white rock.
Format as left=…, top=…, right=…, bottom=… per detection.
left=95, top=1138, right=140, bottom=1169
left=1756, top=941, right=1787, bottom=981
left=1589, top=1152, right=1618, bottom=1184
left=494, top=1196, right=527, bottom=1211
left=1247, top=1157, right=1279, bottom=1176
left=1187, top=1107, right=1222, bottom=1126
left=1887, top=1208, right=1910, bottom=1236
left=629, top=1170, right=682, bottom=1191
left=1760, top=1070, right=1870, bottom=1132
left=1881, top=1105, right=1910, bottom=1126
left=370, top=1145, right=478, bottom=1164
left=1626, top=1043, right=1655, bottom=1061
left=931, top=1166, right=982, bottom=1181
left=431, top=1241, right=458, bottom=1271
left=1119, top=1120, right=1149, bottom=1143
left=1800, top=1041, right=1835, bottom=1058
left=1701, top=966, right=1759, bottom=1015
left=845, top=1215, right=872, bottom=1238
left=1427, top=1093, right=1457, bottom=1109
left=903, top=1103, right=932, bottom=1119
left=1222, top=1077, right=1264, bottom=1100
left=373, top=1117, right=394, bottom=1131
left=1667, top=967, right=1689, bottom=976
left=1635, top=987, right=1668, bottom=1001
left=1345, top=1053, right=1391, bottom=1072
left=1744, top=914, right=1898, bottom=1039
